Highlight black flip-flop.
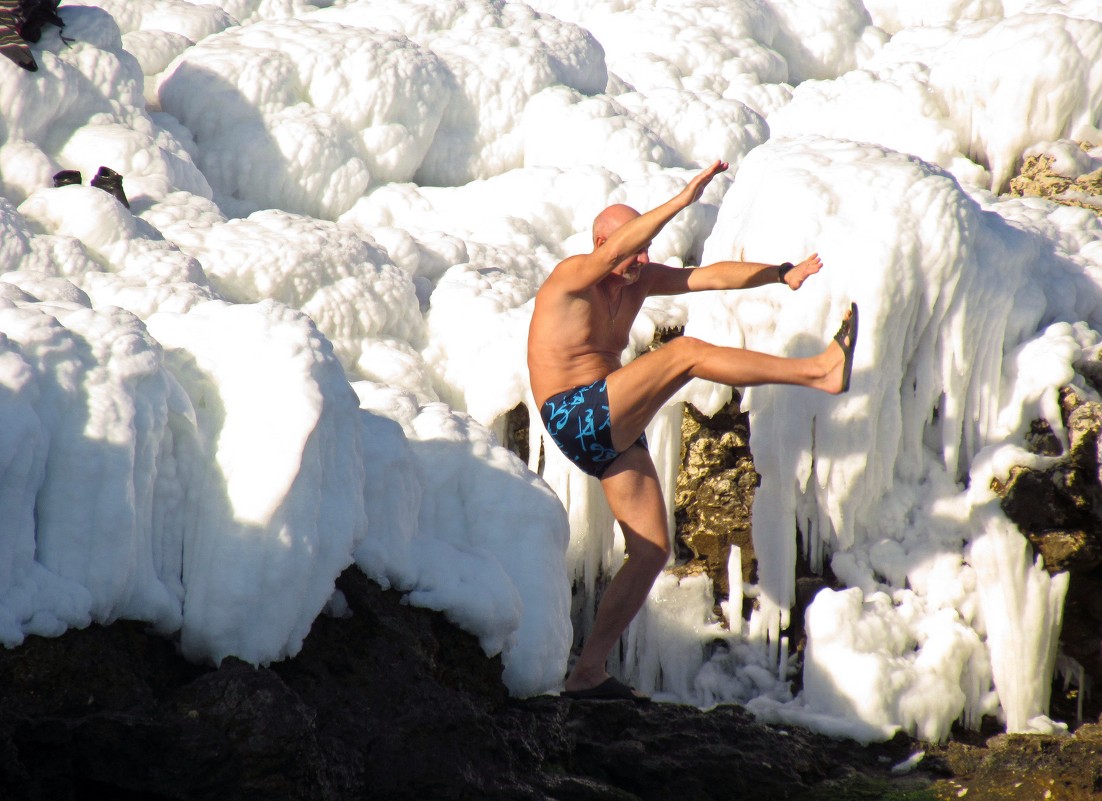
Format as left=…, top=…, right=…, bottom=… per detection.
left=834, top=302, right=858, bottom=393
left=561, top=676, right=651, bottom=703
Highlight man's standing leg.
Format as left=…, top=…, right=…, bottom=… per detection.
left=563, top=446, right=670, bottom=697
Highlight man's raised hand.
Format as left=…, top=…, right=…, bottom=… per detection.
left=680, top=159, right=729, bottom=206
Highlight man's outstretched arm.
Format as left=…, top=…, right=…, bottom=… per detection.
left=646, top=253, right=823, bottom=295
left=555, top=160, right=729, bottom=292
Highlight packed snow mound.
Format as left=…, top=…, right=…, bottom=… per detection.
left=866, top=11, right=1102, bottom=192
left=0, top=291, right=364, bottom=666
left=309, top=0, right=607, bottom=187
left=157, top=19, right=449, bottom=218
left=0, top=6, right=212, bottom=207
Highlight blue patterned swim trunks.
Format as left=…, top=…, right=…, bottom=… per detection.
left=539, top=378, right=648, bottom=478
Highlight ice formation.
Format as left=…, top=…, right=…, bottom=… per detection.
left=2, top=0, right=1101, bottom=742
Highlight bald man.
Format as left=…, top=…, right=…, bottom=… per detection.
left=527, top=160, right=857, bottom=701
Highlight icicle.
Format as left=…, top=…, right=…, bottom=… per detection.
left=489, top=414, right=507, bottom=449
left=525, top=398, right=542, bottom=475
left=970, top=504, right=1069, bottom=732
left=620, top=572, right=719, bottom=701
left=723, top=545, right=744, bottom=636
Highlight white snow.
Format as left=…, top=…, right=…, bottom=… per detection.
left=2, top=0, right=1102, bottom=743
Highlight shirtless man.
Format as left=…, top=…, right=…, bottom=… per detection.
left=527, top=159, right=858, bottom=701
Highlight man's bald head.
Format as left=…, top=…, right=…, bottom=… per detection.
left=592, top=204, right=640, bottom=246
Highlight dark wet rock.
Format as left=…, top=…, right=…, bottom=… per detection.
left=0, top=566, right=932, bottom=800
left=505, top=400, right=534, bottom=466
left=997, top=388, right=1102, bottom=573
left=0, top=570, right=511, bottom=801
left=1, top=566, right=1101, bottom=800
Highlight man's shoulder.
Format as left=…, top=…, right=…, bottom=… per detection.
left=543, top=254, right=594, bottom=292
left=551, top=252, right=589, bottom=274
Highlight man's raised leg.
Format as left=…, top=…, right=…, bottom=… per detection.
left=606, top=308, right=855, bottom=451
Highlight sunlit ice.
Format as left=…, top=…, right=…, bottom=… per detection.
left=0, top=0, right=1101, bottom=740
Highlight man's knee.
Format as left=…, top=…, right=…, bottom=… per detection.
left=628, top=537, right=671, bottom=575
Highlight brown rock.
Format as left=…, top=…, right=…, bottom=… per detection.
left=675, top=397, right=759, bottom=602
left=1007, top=144, right=1102, bottom=215
left=928, top=723, right=1102, bottom=800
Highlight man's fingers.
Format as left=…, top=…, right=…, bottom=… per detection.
left=686, top=160, right=729, bottom=201
left=703, top=160, right=729, bottom=180
left=699, top=160, right=727, bottom=178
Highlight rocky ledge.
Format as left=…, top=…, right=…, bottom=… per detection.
left=1, top=567, right=1099, bottom=801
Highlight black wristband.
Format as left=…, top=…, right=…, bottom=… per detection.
left=778, top=262, right=794, bottom=284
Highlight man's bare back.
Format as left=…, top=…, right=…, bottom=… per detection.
left=527, top=161, right=858, bottom=701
